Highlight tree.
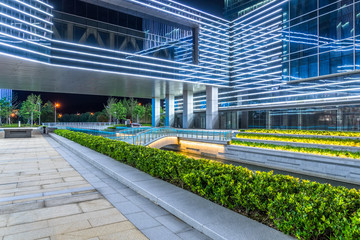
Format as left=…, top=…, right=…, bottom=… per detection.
left=0, top=98, right=11, bottom=125
left=144, top=103, right=152, bottom=123
left=104, top=97, right=118, bottom=123
left=40, top=101, right=55, bottom=123
left=133, top=104, right=145, bottom=123
left=19, top=94, right=42, bottom=125
left=123, top=98, right=138, bottom=121
left=112, top=101, right=127, bottom=123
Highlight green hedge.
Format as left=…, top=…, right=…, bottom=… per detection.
left=55, top=129, right=360, bottom=240
left=242, top=129, right=360, bottom=138
left=236, top=133, right=360, bottom=147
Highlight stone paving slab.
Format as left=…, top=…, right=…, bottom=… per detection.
left=0, top=131, right=147, bottom=240
left=46, top=134, right=211, bottom=240
left=50, top=133, right=295, bottom=240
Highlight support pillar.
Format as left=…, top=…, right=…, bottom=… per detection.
left=152, top=97, right=160, bottom=127
left=183, top=89, right=193, bottom=129
left=337, top=108, right=343, bottom=131
left=266, top=110, right=271, bottom=129
left=206, top=86, right=218, bottom=129
left=165, top=94, right=174, bottom=127
left=67, top=23, right=73, bottom=41
left=298, top=110, right=302, bottom=130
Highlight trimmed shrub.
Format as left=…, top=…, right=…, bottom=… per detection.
left=55, top=129, right=360, bottom=240
left=236, top=133, right=360, bottom=147
left=242, top=129, right=360, bottom=138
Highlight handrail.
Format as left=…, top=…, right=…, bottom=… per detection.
left=67, top=127, right=233, bottom=146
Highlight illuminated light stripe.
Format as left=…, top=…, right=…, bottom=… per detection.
left=0, top=32, right=223, bottom=81
left=232, top=40, right=282, bottom=58
left=232, top=33, right=282, bottom=53
left=0, top=50, right=227, bottom=88
left=168, top=0, right=229, bottom=23
left=232, top=59, right=282, bottom=74
left=200, top=49, right=229, bottom=58
left=232, top=25, right=281, bottom=47
left=232, top=68, right=282, bottom=82
left=234, top=75, right=282, bottom=86
left=35, top=0, right=53, bottom=9
left=223, top=86, right=360, bottom=105
left=0, top=12, right=52, bottom=33
left=231, top=0, right=287, bottom=25
left=233, top=62, right=282, bottom=78
left=231, top=46, right=282, bottom=64
left=199, top=32, right=231, bottom=44
left=231, top=51, right=281, bottom=69
left=200, top=38, right=229, bottom=48
left=148, top=0, right=229, bottom=27
left=231, top=21, right=280, bottom=44
left=222, top=79, right=360, bottom=100
left=127, top=0, right=229, bottom=33
left=199, top=43, right=229, bottom=53
left=0, top=40, right=229, bottom=84
left=0, top=22, right=48, bottom=39
left=0, top=20, right=229, bottom=74
left=230, top=16, right=282, bottom=43
left=14, top=0, right=53, bottom=17
left=231, top=10, right=281, bottom=36
left=0, top=2, right=53, bottom=25
left=218, top=83, right=287, bottom=95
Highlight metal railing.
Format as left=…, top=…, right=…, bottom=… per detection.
left=65, top=127, right=233, bottom=146
left=44, top=122, right=116, bottom=130
left=110, top=127, right=232, bottom=146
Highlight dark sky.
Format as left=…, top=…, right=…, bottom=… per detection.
left=14, top=0, right=224, bottom=114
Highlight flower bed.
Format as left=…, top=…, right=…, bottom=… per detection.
left=242, top=129, right=360, bottom=138
left=55, top=129, right=360, bottom=240
left=236, top=133, right=360, bottom=147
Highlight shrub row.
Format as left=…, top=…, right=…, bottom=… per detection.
left=242, top=129, right=360, bottom=138
left=231, top=139, right=360, bottom=160
left=55, top=129, right=360, bottom=240
left=236, top=133, right=360, bottom=147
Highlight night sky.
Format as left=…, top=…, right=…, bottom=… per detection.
left=14, top=0, right=224, bottom=114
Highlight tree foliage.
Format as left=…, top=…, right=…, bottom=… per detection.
left=19, top=94, right=42, bottom=124
left=0, top=98, right=11, bottom=125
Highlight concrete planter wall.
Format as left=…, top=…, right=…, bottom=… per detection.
left=175, top=138, right=360, bottom=184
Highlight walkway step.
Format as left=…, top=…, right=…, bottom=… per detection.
left=50, top=133, right=294, bottom=240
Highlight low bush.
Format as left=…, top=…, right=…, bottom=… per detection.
left=55, top=129, right=360, bottom=240
left=242, top=129, right=360, bottom=138
left=236, top=133, right=360, bottom=147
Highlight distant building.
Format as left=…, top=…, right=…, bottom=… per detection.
left=0, top=89, right=12, bottom=103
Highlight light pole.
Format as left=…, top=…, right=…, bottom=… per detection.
left=114, top=111, right=117, bottom=125
left=54, top=103, right=60, bottom=124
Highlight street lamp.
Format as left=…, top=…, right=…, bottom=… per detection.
left=114, top=111, right=117, bottom=124
left=54, top=103, right=60, bottom=124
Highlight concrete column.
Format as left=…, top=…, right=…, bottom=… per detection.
left=337, top=108, right=343, bottom=131
left=67, top=23, right=73, bottom=41
left=152, top=97, right=160, bottom=127
left=241, top=111, right=248, bottom=129
left=206, top=86, right=219, bottom=129
left=183, top=89, right=193, bottom=129
left=109, top=32, right=115, bottom=49
left=283, top=113, right=288, bottom=129
left=298, top=110, right=302, bottom=130
left=266, top=110, right=271, bottom=129
left=165, top=94, right=174, bottom=127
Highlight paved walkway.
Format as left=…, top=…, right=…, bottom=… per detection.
left=0, top=131, right=146, bottom=240
left=0, top=131, right=209, bottom=240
